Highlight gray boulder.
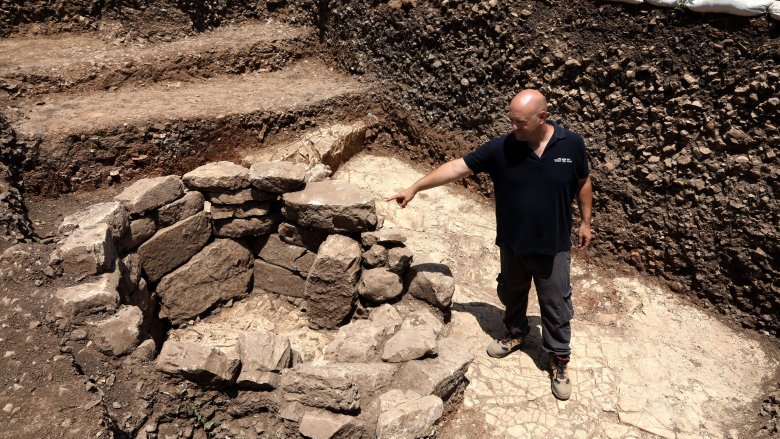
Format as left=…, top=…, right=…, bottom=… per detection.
left=406, top=263, right=455, bottom=309
left=213, top=215, right=280, bottom=238
left=236, top=331, right=291, bottom=390
left=156, top=239, right=253, bottom=324
left=59, top=201, right=129, bottom=242
left=362, top=244, right=388, bottom=268
left=156, top=191, right=204, bottom=227
left=387, top=247, right=413, bottom=275
left=254, top=233, right=307, bottom=272
left=52, top=271, right=120, bottom=321
left=210, top=201, right=271, bottom=220
left=394, top=337, right=474, bottom=399
left=249, top=162, right=308, bottom=194
left=278, top=222, right=328, bottom=252
left=120, top=217, right=156, bottom=251
left=358, top=268, right=404, bottom=304
left=381, top=326, right=438, bottom=363
left=114, top=175, right=185, bottom=216
left=182, top=161, right=249, bottom=191
left=282, top=180, right=377, bottom=233
left=90, top=305, right=144, bottom=356
left=156, top=340, right=240, bottom=387
left=299, top=410, right=363, bottom=439
left=361, top=228, right=407, bottom=248
left=401, top=308, right=444, bottom=335
left=304, top=234, right=361, bottom=329
left=52, top=223, right=116, bottom=277
left=253, top=259, right=306, bottom=298
left=323, top=318, right=392, bottom=363
left=207, top=187, right=275, bottom=204
left=280, top=363, right=360, bottom=412
left=138, top=211, right=211, bottom=282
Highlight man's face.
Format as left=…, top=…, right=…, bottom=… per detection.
left=508, top=106, right=546, bottom=141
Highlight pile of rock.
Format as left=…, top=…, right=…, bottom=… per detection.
left=47, top=158, right=469, bottom=438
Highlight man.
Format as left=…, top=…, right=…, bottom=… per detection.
left=387, top=89, right=592, bottom=401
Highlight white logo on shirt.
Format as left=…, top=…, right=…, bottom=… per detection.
left=554, top=157, right=573, bottom=163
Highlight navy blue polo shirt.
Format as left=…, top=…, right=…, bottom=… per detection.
left=463, top=120, right=589, bottom=256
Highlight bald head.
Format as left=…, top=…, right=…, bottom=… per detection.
left=507, top=89, right=550, bottom=142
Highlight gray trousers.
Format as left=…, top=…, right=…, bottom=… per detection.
left=497, top=248, right=574, bottom=357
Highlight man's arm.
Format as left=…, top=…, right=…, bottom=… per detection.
left=577, top=175, right=593, bottom=250
left=386, top=158, right=473, bottom=208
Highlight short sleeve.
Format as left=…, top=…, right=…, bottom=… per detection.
left=575, top=135, right=589, bottom=180
left=463, top=138, right=498, bottom=175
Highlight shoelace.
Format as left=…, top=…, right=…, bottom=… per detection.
left=555, top=357, right=569, bottom=381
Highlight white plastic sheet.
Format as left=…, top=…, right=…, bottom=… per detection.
left=611, top=0, right=645, bottom=3
left=687, top=0, right=774, bottom=15
left=767, top=0, right=780, bottom=18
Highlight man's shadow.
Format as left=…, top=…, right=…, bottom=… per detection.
left=452, top=301, right=547, bottom=371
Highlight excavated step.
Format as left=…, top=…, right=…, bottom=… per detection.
left=10, top=59, right=369, bottom=195
left=0, top=21, right=312, bottom=95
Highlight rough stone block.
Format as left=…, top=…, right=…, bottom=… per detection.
left=207, top=187, right=275, bottom=205
left=254, top=233, right=307, bottom=271
left=362, top=244, right=388, bottom=268
left=90, top=305, right=144, bottom=356
left=137, top=211, right=211, bottom=282
left=323, top=319, right=390, bottom=363
left=299, top=410, right=363, bottom=439
left=249, top=161, right=308, bottom=194
left=401, top=308, right=444, bottom=335
left=280, top=363, right=360, bottom=412
left=361, top=228, right=407, bottom=248
left=210, top=201, right=271, bottom=220
left=282, top=180, right=377, bottom=233
left=182, top=161, right=250, bottom=191
left=381, top=326, right=438, bottom=363
left=376, top=394, right=443, bottom=439
left=406, top=262, right=455, bottom=310
left=156, top=340, right=240, bottom=387
left=236, top=330, right=292, bottom=390
left=394, top=337, right=474, bottom=399
left=358, top=268, right=404, bottom=304
left=53, top=223, right=116, bottom=277
left=278, top=221, right=327, bottom=252
left=53, top=271, right=120, bottom=321
left=253, top=259, right=306, bottom=298
left=156, top=239, right=253, bottom=324
left=120, top=217, right=156, bottom=251
left=213, top=214, right=280, bottom=238
left=156, top=191, right=204, bottom=228
left=304, top=234, right=362, bottom=329
left=59, top=201, right=129, bottom=242
left=387, top=247, right=413, bottom=275
left=114, top=175, right=185, bottom=216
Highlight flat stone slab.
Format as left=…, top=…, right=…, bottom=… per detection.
left=323, top=319, right=392, bottom=363
left=182, top=161, right=250, bottom=192
left=236, top=330, right=291, bottom=390
left=249, top=162, right=308, bottom=193
left=395, top=337, right=474, bottom=399
left=299, top=410, right=363, bottom=439
left=210, top=201, right=271, bottom=220
left=213, top=215, right=279, bottom=238
left=361, top=228, right=407, bottom=248
left=59, top=201, right=129, bottom=242
left=156, top=191, right=204, bottom=228
left=280, top=363, right=360, bottom=413
left=207, top=188, right=276, bottom=205
left=156, top=239, right=253, bottom=325
left=381, top=326, right=438, bottom=363
left=253, top=259, right=306, bottom=298
left=53, top=271, right=120, bottom=321
left=282, top=180, right=377, bottom=233
left=376, top=394, right=443, bottom=439
left=156, top=340, right=241, bottom=387
left=114, top=175, right=185, bottom=216
left=138, top=211, right=212, bottom=282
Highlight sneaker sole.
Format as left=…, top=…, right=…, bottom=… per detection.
left=551, top=383, right=571, bottom=401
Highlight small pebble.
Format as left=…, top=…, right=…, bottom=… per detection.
left=2, top=403, right=12, bottom=413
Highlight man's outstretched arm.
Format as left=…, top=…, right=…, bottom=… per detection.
left=386, top=158, right=473, bottom=208
left=577, top=176, right=593, bottom=250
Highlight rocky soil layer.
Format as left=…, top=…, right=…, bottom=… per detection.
left=321, top=0, right=779, bottom=335
left=0, top=114, right=33, bottom=251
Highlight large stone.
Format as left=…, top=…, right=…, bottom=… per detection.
left=236, top=331, right=291, bottom=390
left=120, top=217, right=156, bottom=251
left=401, top=308, right=444, bottom=335
left=387, top=247, right=413, bottom=275
left=207, top=187, right=275, bottom=205
left=362, top=244, right=388, bottom=268
left=182, top=161, right=250, bottom=191
left=376, top=394, right=443, bottom=439
left=282, top=180, right=377, bottom=233
left=90, top=305, right=144, bottom=357
left=156, top=239, right=253, bottom=324
left=358, top=268, right=404, bottom=304
left=254, top=233, right=307, bottom=272
left=381, top=326, right=438, bottom=363
left=323, top=319, right=392, bottom=363
left=361, top=229, right=407, bottom=248
left=137, top=211, right=211, bottom=282
left=156, top=191, right=204, bottom=227
left=53, top=271, right=120, bottom=321
left=213, top=215, right=279, bottom=238
left=406, top=263, right=455, bottom=309
left=299, top=410, right=363, bottom=439
left=395, top=337, right=474, bottom=399
left=156, top=340, right=240, bottom=387
left=280, top=363, right=360, bottom=412
left=210, top=201, right=271, bottom=220
left=337, top=363, right=397, bottom=400
left=249, top=162, right=308, bottom=194
left=53, top=223, right=116, bottom=277
left=378, top=389, right=422, bottom=412
left=304, top=234, right=361, bottom=329
left=278, top=222, right=328, bottom=252
left=114, top=175, right=185, bottom=216
left=59, top=201, right=129, bottom=242
left=253, top=259, right=306, bottom=298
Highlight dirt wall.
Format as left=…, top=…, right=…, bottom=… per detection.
left=322, top=0, right=780, bottom=335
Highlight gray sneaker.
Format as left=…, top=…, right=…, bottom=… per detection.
left=486, top=333, right=526, bottom=358
left=549, top=355, right=572, bottom=400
